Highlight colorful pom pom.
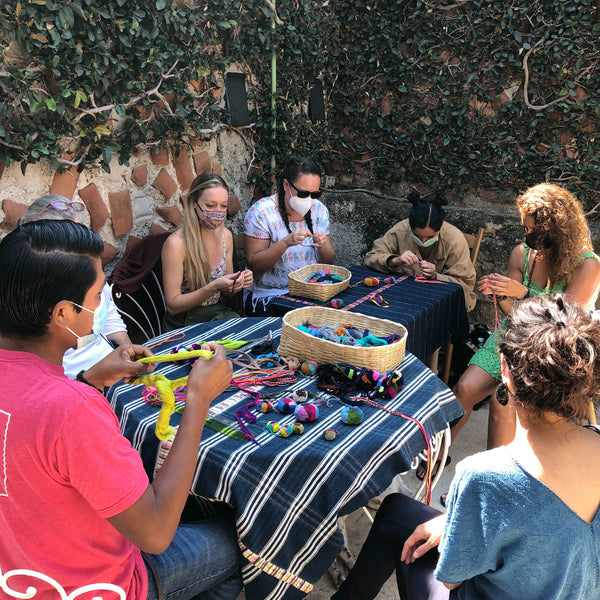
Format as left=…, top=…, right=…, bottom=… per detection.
left=256, top=400, right=274, bottom=413
left=295, top=403, right=319, bottom=423
left=292, top=389, right=309, bottom=403
left=384, top=276, right=397, bottom=285
left=276, top=397, right=297, bottom=414
left=278, top=424, right=294, bottom=438
left=364, top=277, right=380, bottom=287
left=323, top=429, right=338, bottom=441
left=266, top=421, right=280, bottom=433
left=300, top=360, right=318, bottom=376
left=341, top=406, right=365, bottom=425
left=330, top=298, right=344, bottom=309
left=292, top=423, right=305, bottom=435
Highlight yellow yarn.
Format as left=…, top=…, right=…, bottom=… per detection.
left=137, top=349, right=214, bottom=364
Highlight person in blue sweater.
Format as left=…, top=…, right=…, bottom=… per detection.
left=333, top=294, right=600, bottom=600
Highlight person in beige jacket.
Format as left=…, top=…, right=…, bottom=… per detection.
left=364, top=191, right=476, bottom=311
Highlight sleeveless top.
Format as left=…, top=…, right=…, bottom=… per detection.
left=181, top=232, right=227, bottom=307
left=470, top=246, right=600, bottom=380
left=523, top=246, right=600, bottom=310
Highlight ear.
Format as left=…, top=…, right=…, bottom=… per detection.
left=500, top=354, right=515, bottom=392
left=51, top=299, right=75, bottom=329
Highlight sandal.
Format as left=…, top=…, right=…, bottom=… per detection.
left=415, top=455, right=451, bottom=481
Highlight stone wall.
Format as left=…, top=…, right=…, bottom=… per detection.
left=0, top=130, right=254, bottom=270
left=324, top=190, right=600, bottom=326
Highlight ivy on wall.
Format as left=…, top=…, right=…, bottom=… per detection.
left=1, top=0, right=598, bottom=205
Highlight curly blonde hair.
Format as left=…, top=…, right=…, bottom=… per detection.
left=516, top=183, right=592, bottom=286
left=500, top=295, right=600, bottom=422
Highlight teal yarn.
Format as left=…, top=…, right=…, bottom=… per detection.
left=340, top=406, right=364, bottom=425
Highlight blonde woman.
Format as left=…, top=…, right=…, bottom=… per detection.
left=162, top=173, right=252, bottom=331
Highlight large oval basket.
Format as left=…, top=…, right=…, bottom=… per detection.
left=278, top=306, right=407, bottom=372
left=287, top=264, right=351, bottom=302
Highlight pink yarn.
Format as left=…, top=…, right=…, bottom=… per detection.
left=295, top=403, right=319, bottom=423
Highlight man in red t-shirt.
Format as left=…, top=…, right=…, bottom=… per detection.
left=0, top=220, right=242, bottom=599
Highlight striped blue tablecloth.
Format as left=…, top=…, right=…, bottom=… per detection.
left=269, top=265, right=469, bottom=361
left=107, top=317, right=464, bottom=600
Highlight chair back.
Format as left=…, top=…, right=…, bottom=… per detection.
left=462, top=226, right=485, bottom=267
left=233, top=231, right=246, bottom=271
left=108, top=233, right=171, bottom=344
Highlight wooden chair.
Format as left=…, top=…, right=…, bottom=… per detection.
left=232, top=231, right=246, bottom=271
left=439, top=226, right=485, bottom=385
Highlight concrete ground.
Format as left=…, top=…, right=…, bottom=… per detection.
left=304, top=400, right=490, bottom=600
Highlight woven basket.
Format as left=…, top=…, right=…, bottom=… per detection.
left=279, top=306, right=407, bottom=372
left=288, top=264, right=351, bottom=302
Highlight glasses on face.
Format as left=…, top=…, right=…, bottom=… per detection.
left=32, top=200, right=86, bottom=220
left=289, top=181, right=322, bottom=200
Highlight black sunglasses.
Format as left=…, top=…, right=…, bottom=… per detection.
left=289, top=181, right=322, bottom=200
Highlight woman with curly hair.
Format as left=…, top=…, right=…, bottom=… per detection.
left=452, top=182, right=600, bottom=450
left=161, top=173, right=253, bottom=331
left=333, top=295, right=600, bottom=600
left=244, top=156, right=335, bottom=315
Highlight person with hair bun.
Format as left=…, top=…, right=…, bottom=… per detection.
left=364, top=190, right=476, bottom=311
left=161, top=172, right=253, bottom=331
left=244, top=155, right=335, bottom=315
left=332, top=295, right=600, bottom=600
left=452, top=182, right=600, bottom=450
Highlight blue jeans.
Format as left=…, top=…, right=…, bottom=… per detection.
left=144, top=519, right=243, bottom=600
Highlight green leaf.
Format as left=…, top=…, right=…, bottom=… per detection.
left=156, top=0, right=166, bottom=10
left=45, top=98, right=57, bottom=111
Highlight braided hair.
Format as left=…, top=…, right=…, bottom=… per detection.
left=277, top=156, right=321, bottom=234
left=407, top=190, right=448, bottom=232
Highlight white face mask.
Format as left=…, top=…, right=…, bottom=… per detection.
left=289, top=195, right=314, bottom=217
left=67, top=296, right=109, bottom=349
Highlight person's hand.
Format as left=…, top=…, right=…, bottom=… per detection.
left=311, top=231, right=327, bottom=247
left=283, top=228, right=312, bottom=248
left=84, top=344, right=156, bottom=388
left=478, top=275, right=493, bottom=295
left=400, top=514, right=446, bottom=564
left=419, top=260, right=436, bottom=279
left=485, top=273, right=528, bottom=299
left=215, top=273, right=245, bottom=293
left=396, top=250, right=420, bottom=270
left=185, top=343, right=232, bottom=413
left=241, top=269, right=253, bottom=288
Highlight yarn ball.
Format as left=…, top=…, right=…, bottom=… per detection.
left=323, top=429, right=338, bottom=441
left=300, top=360, right=318, bottom=376
left=266, top=421, right=280, bottom=433
left=256, top=400, right=274, bottom=413
left=292, top=389, right=309, bottom=403
left=279, top=424, right=294, bottom=438
left=292, top=423, right=305, bottom=435
left=330, top=298, right=344, bottom=309
left=384, top=276, right=396, bottom=285
left=295, top=403, right=319, bottom=423
left=364, top=277, right=380, bottom=287
left=340, top=406, right=365, bottom=425
left=277, top=397, right=297, bottom=414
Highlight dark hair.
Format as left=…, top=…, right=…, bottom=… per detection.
left=500, top=295, right=600, bottom=422
left=277, top=155, right=321, bottom=234
left=0, top=220, right=104, bottom=339
left=407, top=190, right=447, bottom=231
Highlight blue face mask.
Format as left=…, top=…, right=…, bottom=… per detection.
left=410, top=232, right=439, bottom=248
left=67, top=296, right=109, bottom=349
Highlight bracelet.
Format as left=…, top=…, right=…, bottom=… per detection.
left=76, top=370, right=100, bottom=390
